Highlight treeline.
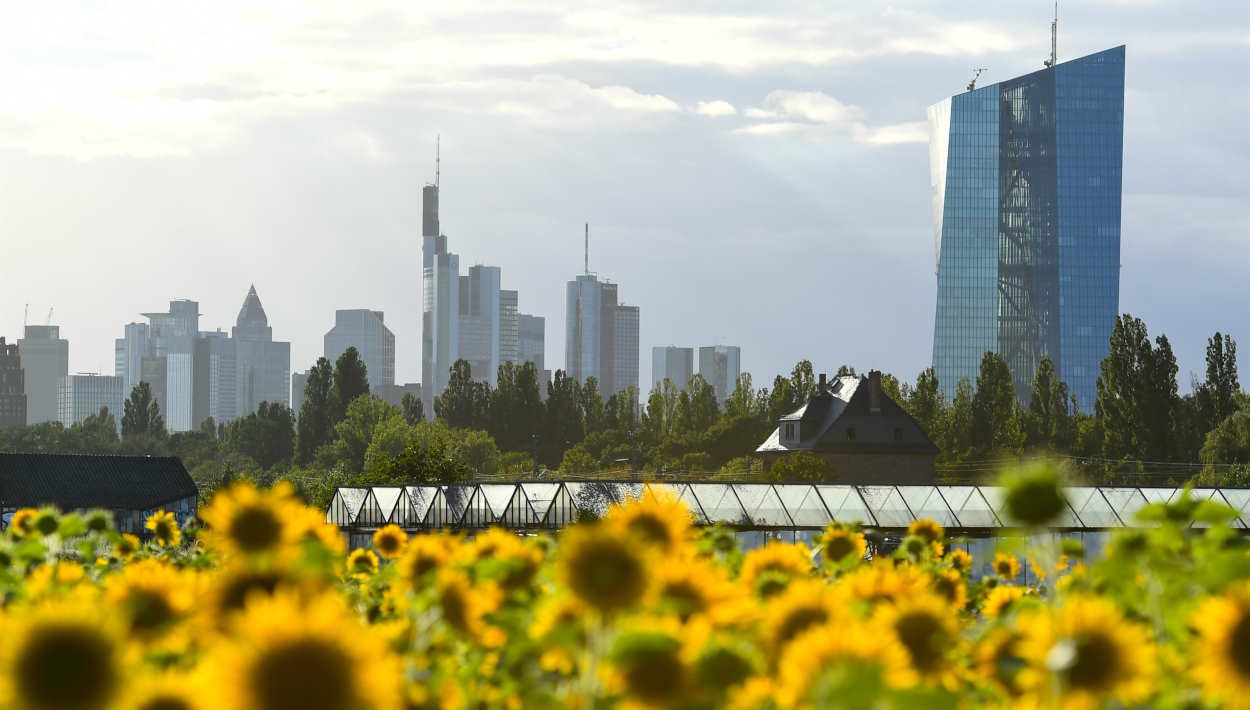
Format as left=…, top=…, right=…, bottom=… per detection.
left=2, top=315, right=1247, bottom=505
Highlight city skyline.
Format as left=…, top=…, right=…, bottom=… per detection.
left=1, top=2, right=1245, bottom=396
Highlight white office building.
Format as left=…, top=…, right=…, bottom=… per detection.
left=57, top=374, right=124, bottom=430
left=325, top=310, right=395, bottom=392
left=699, top=345, right=742, bottom=404
left=458, top=265, right=501, bottom=386
left=651, top=346, right=693, bottom=392
left=18, top=325, right=69, bottom=425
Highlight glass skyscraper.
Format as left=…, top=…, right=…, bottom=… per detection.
left=928, top=45, right=1124, bottom=412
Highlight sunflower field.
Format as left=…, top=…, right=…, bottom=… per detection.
left=2, top=467, right=1250, bottom=710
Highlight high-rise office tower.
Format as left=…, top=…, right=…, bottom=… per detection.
left=421, top=180, right=460, bottom=411
left=0, top=338, right=25, bottom=428
left=18, top=325, right=68, bottom=425
left=652, top=346, right=693, bottom=392
left=140, top=300, right=200, bottom=432
left=231, top=285, right=290, bottom=416
left=115, top=322, right=149, bottom=396
left=458, top=265, right=501, bottom=386
left=612, top=305, right=639, bottom=396
left=499, top=290, right=519, bottom=366
left=57, top=374, right=124, bottom=429
left=194, top=330, right=236, bottom=426
left=291, top=370, right=308, bottom=418
left=928, top=45, right=1124, bottom=411
left=325, top=310, right=396, bottom=392
left=699, top=345, right=741, bottom=404
left=518, top=314, right=545, bottom=373
left=565, top=272, right=640, bottom=397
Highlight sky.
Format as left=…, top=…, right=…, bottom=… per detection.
left=1, top=1, right=1247, bottom=396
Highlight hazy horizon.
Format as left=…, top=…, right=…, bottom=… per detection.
left=2, top=1, right=1247, bottom=396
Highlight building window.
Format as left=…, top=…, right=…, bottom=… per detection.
left=894, top=428, right=903, bottom=441
left=846, top=428, right=856, bottom=441
left=784, top=422, right=795, bottom=440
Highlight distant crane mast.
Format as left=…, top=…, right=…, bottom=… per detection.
left=967, top=68, right=987, bottom=92
left=1044, top=2, right=1058, bottom=67
left=584, top=223, right=589, bottom=275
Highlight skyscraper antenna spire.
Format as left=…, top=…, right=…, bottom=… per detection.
left=584, top=223, right=589, bottom=274
left=1046, top=2, right=1058, bottom=67
left=435, top=134, right=440, bottom=189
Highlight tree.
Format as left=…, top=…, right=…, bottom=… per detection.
left=435, top=360, right=489, bottom=430
left=580, top=377, right=606, bottom=435
left=332, top=396, right=403, bottom=473
left=945, top=377, right=975, bottom=461
left=1198, top=332, right=1240, bottom=431
left=400, top=393, right=424, bottom=426
left=790, top=360, right=817, bottom=402
left=76, top=407, right=119, bottom=451
left=765, top=451, right=832, bottom=483
left=1024, top=357, right=1075, bottom=452
left=459, top=429, right=500, bottom=476
left=367, top=422, right=470, bottom=485
left=224, top=401, right=296, bottom=469
left=542, top=370, right=584, bottom=466
left=121, top=382, right=166, bottom=441
left=970, top=351, right=1022, bottom=455
left=296, top=357, right=334, bottom=463
left=1200, top=409, right=1250, bottom=467
left=559, top=444, right=596, bottom=474
left=1096, top=315, right=1179, bottom=464
left=906, top=367, right=944, bottom=440
left=330, top=347, right=370, bottom=425
left=488, top=361, right=542, bottom=453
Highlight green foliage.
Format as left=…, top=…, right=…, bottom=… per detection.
left=223, top=401, right=295, bottom=469
left=765, top=451, right=832, bottom=483
left=365, top=421, right=470, bottom=485
left=121, top=381, right=166, bottom=441
left=434, top=359, right=490, bottom=430
left=330, top=346, right=370, bottom=424
left=459, top=429, right=500, bottom=476
left=296, top=357, right=334, bottom=464
left=1200, top=409, right=1250, bottom=471
left=1024, top=357, right=1076, bottom=452
left=400, top=392, right=424, bottom=426
left=559, top=444, right=596, bottom=474
left=971, top=352, right=1023, bottom=456
left=1096, top=314, right=1179, bottom=465
left=331, top=396, right=403, bottom=473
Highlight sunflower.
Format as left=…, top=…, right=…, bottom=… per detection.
left=346, top=549, right=378, bottom=578
left=908, top=518, right=944, bottom=543
left=605, top=617, right=689, bottom=706
left=556, top=524, right=647, bottom=615
left=606, top=489, right=694, bottom=555
left=9, top=508, right=37, bottom=537
left=145, top=510, right=181, bottom=547
left=213, top=591, right=403, bottom=710
left=467, top=528, right=545, bottom=592
left=839, top=561, right=929, bottom=607
left=816, top=524, right=866, bottom=566
left=118, top=670, right=210, bottom=710
left=200, top=565, right=299, bottom=631
left=762, top=580, right=843, bottom=653
left=201, top=482, right=302, bottom=559
left=738, top=542, right=813, bottom=598
left=775, top=620, right=913, bottom=706
left=372, top=525, right=407, bottom=560
left=1191, top=582, right=1250, bottom=706
left=727, top=677, right=778, bottom=710
left=931, top=569, right=967, bottom=610
left=686, top=626, right=762, bottom=694
left=1017, top=595, right=1155, bottom=708
left=871, top=592, right=961, bottom=685
left=104, top=559, right=194, bottom=646
left=24, top=561, right=87, bottom=600
left=0, top=597, right=124, bottom=710
left=396, top=533, right=454, bottom=586
left=32, top=509, right=59, bottom=537
left=993, top=552, right=1020, bottom=580
left=435, top=569, right=500, bottom=640
left=288, top=505, right=347, bottom=555
left=974, top=626, right=1028, bottom=697
left=946, top=548, right=973, bottom=573
left=982, top=585, right=1026, bottom=619
left=114, top=533, right=141, bottom=560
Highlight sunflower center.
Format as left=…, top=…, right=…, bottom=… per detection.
left=895, top=611, right=946, bottom=673
left=694, top=645, right=754, bottom=690
left=124, top=589, right=178, bottom=635
left=568, top=538, right=645, bottom=613
left=934, top=576, right=959, bottom=603
left=154, top=520, right=174, bottom=540
left=823, top=535, right=856, bottom=562
left=218, top=571, right=284, bottom=615
left=996, top=562, right=1013, bottom=576
left=229, top=506, right=283, bottom=553
left=661, top=580, right=707, bottom=620
left=1227, top=612, right=1250, bottom=679
left=16, top=624, right=118, bottom=710
left=138, top=697, right=193, bottom=710
left=377, top=534, right=402, bottom=556
left=1066, top=632, right=1119, bottom=692
left=619, top=647, right=684, bottom=702
left=625, top=515, right=672, bottom=548
left=439, top=585, right=472, bottom=633
left=251, top=638, right=354, bottom=710
left=775, top=606, right=829, bottom=648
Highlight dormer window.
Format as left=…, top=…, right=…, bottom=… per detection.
left=784, top=422, right=796, bottom=441
left=846, top=427, right=857, bottom=441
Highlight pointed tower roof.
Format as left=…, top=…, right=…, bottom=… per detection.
left=236, top=284, right=268, bottom=327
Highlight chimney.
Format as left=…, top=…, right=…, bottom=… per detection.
left=818, top=373, right=827, bottom=393
left=868, top=370, right=882, bottom=414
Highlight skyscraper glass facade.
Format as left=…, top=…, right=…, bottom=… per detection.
left=929, top=46, right=1124, bottom=412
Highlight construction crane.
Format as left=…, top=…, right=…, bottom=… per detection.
left=967, top=68, right=987, bottom=92
left=1043, top=2, right=1058, bottom=67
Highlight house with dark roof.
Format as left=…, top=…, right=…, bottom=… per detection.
left=756, top=371, right=939, bottom=484
left=0, top=454, right=198, bottom=535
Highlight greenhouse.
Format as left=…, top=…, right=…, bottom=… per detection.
left=326, top=481, right=1250, bottom=537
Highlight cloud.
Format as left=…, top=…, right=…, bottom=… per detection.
left=693, top=100, right=737, bottom=117
left=853, top=121, right=928, bottom=145
left=737, top=90, right=923, bottom=145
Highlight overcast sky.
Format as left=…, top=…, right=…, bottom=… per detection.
left=1, top=1, right=1247, bottom=396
